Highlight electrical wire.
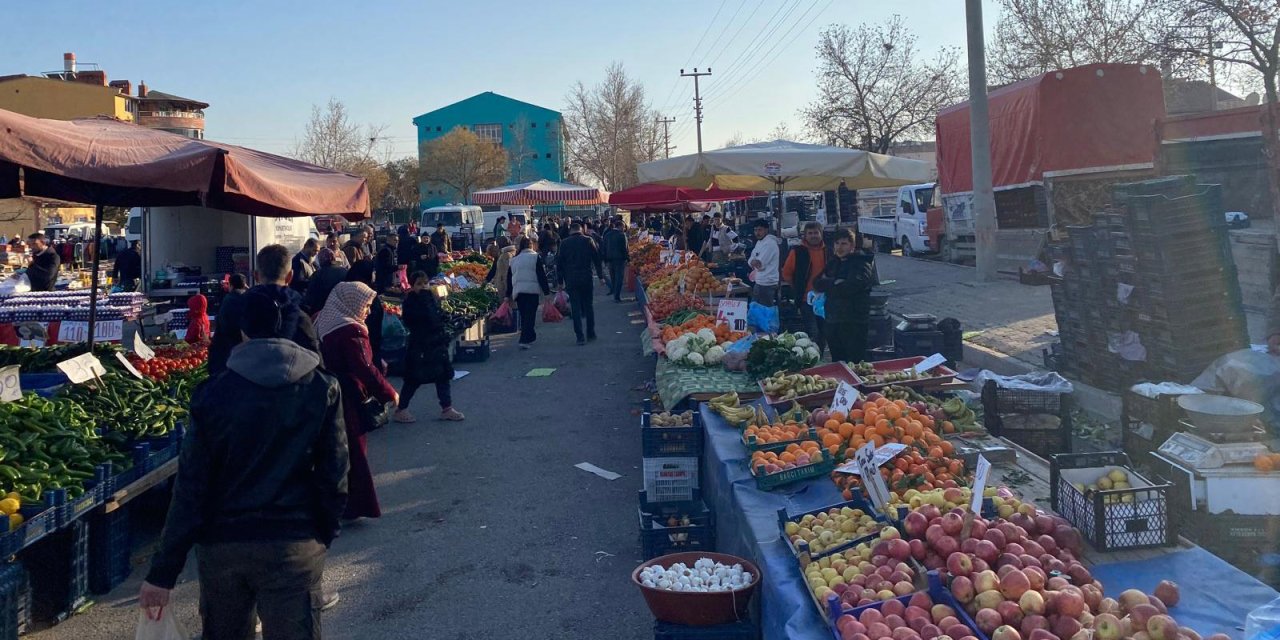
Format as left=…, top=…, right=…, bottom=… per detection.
left=655, top=0, right=729, bottom=117
left=705, top=0, right=835, bottom=112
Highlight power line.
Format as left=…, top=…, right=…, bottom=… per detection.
left=680, top=68, right=713, bottom=153
left=706, top=0, right=834, bottom=112
left=661, top=0, right=748, bottom=116
left=704, top=1, right=766, bottom=70
left=656, top=0, right=729, bottom=116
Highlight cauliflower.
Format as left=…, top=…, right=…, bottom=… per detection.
left=805, top=346, right=820, bottom=361
left=792, top=346, right=806, bottom=358
left=795, top=338, right=814, bottom=349
left=696, top=328, right=717, bottom=343
left=686, top=352, right=705, bottom=366
left=705, top=346, right=726, bottom=365
left=668, top=335, right=690, bottom=352
left=794, top=332, right=809, bottom=340
left=668, top=346, right=690, bottom=361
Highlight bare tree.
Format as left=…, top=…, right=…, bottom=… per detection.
left=802, top=17, right=965, bottom=153
left=381, top=157, right=420, bottom=214
left=989, top=0, right=1172, bottom=82
left=564, top=62, right=660, bottom=191
left=292, top=99, right=386, bottom=171
left=420, top=127, right=509, bottom=204
left=721, top=132, right=749, bottom=149
left=1161, top=0, right=1280, bottom=233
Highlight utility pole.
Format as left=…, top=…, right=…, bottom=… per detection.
left=680, top=68, right=712, bottom=153
left=657, top=116, right=676, bottom=158
left=966, top=0, right=998, bottom=281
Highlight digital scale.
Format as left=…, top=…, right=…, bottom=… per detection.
left=1151, top=425, right=1280, bottom=516
left=1156, top=430, right=1271, bottom=469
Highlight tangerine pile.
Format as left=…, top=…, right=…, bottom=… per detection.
left=742, top=422, right=809, bottom=447
left=751, top=441, right=823, bottom=476
left=813, top=396, right=950, bottom=461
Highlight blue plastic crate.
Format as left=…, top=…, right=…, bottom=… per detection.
left=22, top=519, right=88, bottom=624
left=825, top=571, right=988, bottom=640
left=57, top=464, right=111, bottom=527
left=0, top=561, right=28, bottom=640
left=639, top=490, right=715, bottom=561
left=0, top=490, right=65, bottom=558
left=777, top=495, right=887, bottom=561
left=653, top=616, right=757, bottom=640
left=88, top=504, right=132, bottom=595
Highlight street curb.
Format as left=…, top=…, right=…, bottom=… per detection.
left=960, top=341, right=1122, bottom=421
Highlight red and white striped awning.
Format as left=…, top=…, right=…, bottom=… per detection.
left=471, top=179, right=607, bottom=206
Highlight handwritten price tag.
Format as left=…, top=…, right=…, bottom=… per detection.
left=114, top=352, right=145, bottom=380
left=835, top=443, right=909, bottom=475
left=854, top=442, right=891, bottom=511
left=132, top=338, right=155, bottom=361
left=56, top=353, right=107, bottom=384
left=715, top=299, right=748, bottom=332
left=830, top=381, right=860, bottom=416
left=970, top=455, right=992, bottom=514
left=0, top=366, right=20, bottom=402
left=914, top=353, right=947, bottom=374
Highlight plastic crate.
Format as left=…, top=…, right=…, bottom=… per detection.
left=1112, top=175, right=1199, bottom=200
left=0, top=490, right=65, bottom=558
left=643, top=457, right=700, bottom=503
left=642, top=411, right=704, bottom=457
left=453, top=337, right=491, bottom=363
left=777, top=495, right=886, bottom=561
left=1185, top=511, right=1280, bottom=567
left=638, top=490, right=715, bottom=560
left=893, top=329, right=944, bottom=358
left=982, top=381, right=1072, bottom=459
left=1120, top=390, right=1184, bottom=468
left=0, top=561, right=27, bottom=640
left=751, top=450, right=835, bottom=491
left=742, top=427, right=819, bottom=454
left=1049, top=452, right=1175, bottom=551
left=57, top=464, right=112, bottom=527
left=87, top=504, right=132, bottom=595
left=825, top=571, right=988, bottom=640
left=22, top=519, right=88, bottom=624
left=653, top=617, right=757, bottom=640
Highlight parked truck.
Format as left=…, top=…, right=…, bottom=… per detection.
left=931, top=63, right=1165, bottom=266
left=856, top=183, right=936, bottom=255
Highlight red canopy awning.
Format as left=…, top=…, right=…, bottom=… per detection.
left=0, top=109, right=370, bottom=219
left=608, top=183, right=757, bottom=211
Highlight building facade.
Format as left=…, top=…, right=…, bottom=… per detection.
left=412, top=92, right=565, bottom=209
left=0, top=74, right=135, bottom=122
left=135, top=84, right=207, bottom=139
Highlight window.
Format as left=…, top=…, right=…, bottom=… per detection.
left=545, top=153, right=551, bottom=159
left=473, top=123, right=502, bottom=145
left=435, top=126, right=441, bottom=132
left=531, top=122, right=537, bottom=128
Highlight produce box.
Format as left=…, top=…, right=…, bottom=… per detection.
left=1120, top=388, right=1184, bottom=469
left=22, top=519, right=88, bottom=624
left=643, top=457, right=700, bottom=503
left=777, top=495, right=887, bottom=561
left=852, top=357, right=958, bottom=391
left=982, top=381, right=1072, bottom=460
left=1049, top=451, right=1175, bottom=551
left=87, top=504, right=132, bottom=595
left=742, top=427, right=819, bottom=454
left=825, top=571, right=988, bottom=640
left=453, top=337, right=491, bottom=363
left=751, top=449, right=834, bottom=491
left=641, top=407, right=704, bottom=458
left=759, top=362, right=860, bottom=408
left=638, top=490, right=715, bottom=560
left=0, top=560, right=30, bottom=639
left=0, top=491, right=64, bottom=559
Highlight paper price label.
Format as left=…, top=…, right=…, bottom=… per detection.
left=715, top=299, right=748, bottom=332
left=114, top=352, right=145, bottom=380
left=854, top=442, right=891, bottom=511
left=970, top=455, right=992, bottom=514
left=835, top=443, right=908, bottom=475
left=132, top=338, right=155, bottom=361
left=830, top=381, right=860, bottom=416
left=58, top=320, right=123, bottom=343
left=0, top=366, right=20, bottom=402
left=914, top=353, right=947, bottom=374
left=454, top=275, right=471, bottom=289
left=56, top=353, right=107, bottom=384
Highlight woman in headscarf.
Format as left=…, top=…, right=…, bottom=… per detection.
left=316, top=281, right=397, bottom=520
left=185, top=293, right=210, bottom=344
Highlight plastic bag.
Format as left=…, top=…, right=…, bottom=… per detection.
left=726, top=334, right=759, bottom=354
left=381, top=313, right=408, bottom=352
left=541, top=299, right=564, bottom=323
left=493, top=300, right=513, bottom=323
left=806, top=291, right=826, bottom=319
left=974, top=370, right=1074, bottom=394
left=1192, top=349, right=1280, bottom=419
left=136, top=608, right=190, bottom=640
left=747, top=302, right=779, bottom=333
left=553, top=290, right=570, bottom=314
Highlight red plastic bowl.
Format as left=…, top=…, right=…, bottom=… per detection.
left=632, top=552, right=761, bottom=626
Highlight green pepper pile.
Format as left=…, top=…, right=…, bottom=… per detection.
left=0, top=394, right=123, bottom=502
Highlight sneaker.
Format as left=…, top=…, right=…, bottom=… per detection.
left=321, top=591, right=341, bottom=611
left=393, top=409, right=416, bottom=424
left=440, top=407, right=465, bottom=421
left=519, top=343, right=531, bottom=350
left=587, top=333, right=598, bottom=341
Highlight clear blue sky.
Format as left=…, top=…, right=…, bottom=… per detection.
left=3, top=0, right=998, bottom=160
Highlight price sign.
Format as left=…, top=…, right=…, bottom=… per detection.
left=678, top=272, right=687, bottom=294
left=132, top=338, right=155, bottom=361
left=914, top=353, right=947, bottom=374
left=854, top=442, right=891, bottom=511
left=835, top=443, right=908, bottom=475
left=715, top=299, right=748, bottom=332
left=830, top=381, right=860, bottom=416
left=114, top=352, right=145, bottom=380
left=659, top=249, right=672, bottom=263
left=970, top=455, right=992, bottom=514
left=56, top=353, right=107, bottom=384
left=0, top=366, right=20, bottom=402
left=57, top=320, right=123, bottom=343
left=454, top=275, right=471, bottom=289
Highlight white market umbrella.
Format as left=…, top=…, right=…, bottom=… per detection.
left=637, top=139, right=932, bottom=223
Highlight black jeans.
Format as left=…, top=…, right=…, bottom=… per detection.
left=608, top=260, right=626, bottom=301
left=515, top=293, right=540, bottom=344
left=399, top=379, right=451, bottom=410
left=826, top=321, right=869, bottom=364
left=196, top=539, right=325, bottom=640
left=799, top=299, right=827, bottom=357
left=565, top=282, right=595, bottom=341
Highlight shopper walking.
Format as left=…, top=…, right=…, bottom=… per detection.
left=302, top=249, right=349, bottom=316
left=373, top=233, right=400, bottom=294
left=344, top=262, right=386, bottom=369
left=748, top=220, right=781, bottom=305
left=290, top=239, right=319, bottom=294
left=782, top=221, right=828, bottom=357
left=508, top=236, right=552, bottom=348
left=556, top=222, right=604, bottom=345
left=25, top=233, right=59, bottom=292
left=112, top=240, right=143, bottom=291
left=813, top=229, right=879, bottom=363
left=139, top=291, right=348, bottom=640
left=394, top=272, right=464, bottom=423
left=317, top=282, right=396, bottom=521
left=485, top=238, right=516, bottom=304
left=602, top=218, right=629, bottom=303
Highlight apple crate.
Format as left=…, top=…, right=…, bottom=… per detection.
left=825, top=571, right=989, bottom=640
left=751, top=449, right=835, bottom=491
left=638, top=490, right=715, bottom=561
left=777, top=495, right=887, bottom=562
left=643, top=457, right=700, bottom=503
left=1049, top=452, right=1175, bottom=552
left=641, top=408, right=704, bottom=458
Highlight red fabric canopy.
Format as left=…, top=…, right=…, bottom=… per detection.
left=0, top=109, right=370, bottom=219
left=608, top=183, right=757, bottom=209
left=936, top=64, right=1165, bottom=194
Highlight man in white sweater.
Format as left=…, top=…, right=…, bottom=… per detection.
left=748, top=219, right=780, bottom=305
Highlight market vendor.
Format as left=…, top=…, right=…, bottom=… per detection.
left=782, top=221, right=828, bottom=357
left=813, top=228, right=878, bottom=363
left=25, top=233, right=59, bottom=292
left=112, top=240, right=143, bottom=292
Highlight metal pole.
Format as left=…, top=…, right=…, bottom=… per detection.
left=87, top=204, right=103, bottom=348
left=657, top=116, right=676, bottom=158
left=680, top=68, right=712, bottom=153
left=966, top=0, right=998, bottom=281
left=1207, top=26, right=1218, bottom=112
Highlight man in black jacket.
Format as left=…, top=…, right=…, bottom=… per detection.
left=290, top=239, right=319, bottom=294
left=374, top=233, right=400, bottom=293
left=555, top=223, right=604, bottom=345
left=302, top=248, right=349, bottom=315
left=139, top=291, right=348, bottom=639
left=25, top=233, right=59, bottom=292
left=112, top=240, right=143, bottom=291
left=813, top=228, right=879, bottom=363
left=209, top=245, right=322, bottom=374
left=602, top=218, right=629, bottom=303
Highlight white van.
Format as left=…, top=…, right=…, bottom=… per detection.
left=422, top=205, right=484, bottom=236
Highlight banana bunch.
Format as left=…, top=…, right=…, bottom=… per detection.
left=777, top=401, right=809, bottom=425
left=942, top=396, right=977, bottom=428
left=760, top=371, right=837, bottom=400
left=709, top=392, right=772, bottom=427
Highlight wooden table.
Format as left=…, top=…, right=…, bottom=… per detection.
left=99, top=458, right=178, bottom=514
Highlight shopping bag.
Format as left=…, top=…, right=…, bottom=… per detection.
left=553, top=290, right=570, bottom=314
left=493, top=300, right=513, bottom=323
left=541, top=299, right=564, bottom=323
left=747, top=302, right=779, bottom=333
left=135, top=608, right=190, bottom=640
left=806, top=291, right=826, bottom=319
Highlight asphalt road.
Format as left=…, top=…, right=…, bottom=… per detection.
left=30, top=284, right=657, bottom=640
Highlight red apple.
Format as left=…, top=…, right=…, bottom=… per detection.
left=1000, top=568, right=1031, bottom=600
left=942, top=513, right=965, bottom=536
left=973, top=570, right=999, bottom=594
left=1129, top=603, right=1159, bottom=628
left=1046, top=577, right=1069, bottom=591
left=1037, top=535, right=1059, bottom=555
left=1093, top=614, right=1122, bottom=640
left=948, top=552, right=974, bottom=577
left=997, top=599, right=1025, bottom=627
left=885, top=614, right=907, bottom=629
left=1019, top=555, right=1043, bottom=569
left=883, top=599, right=906, bottom=618
left=921, top=624, right=942, bottom=640
left=1118, top=589, right=1149, bottom=613
left=868, top=622, right=893, bottom=639
left=975, top=540, right=1000, bottom=563
left=1053, top=587, right=1085, bottom=618
left=887, top=538, right=913, bottom=561
left=970, top=519, right=989, bottom=540
left=909, top=592, right=934, bottom=611
left=1023, top=540, right=1046, bottom=558
left=948, top=624, right=975, bottom=639
left=1028, top=629, right=1059, bottom=640
left=939, top=616, right=960, bottom=630
left=1019, top=590, right=1045, bottom=615
left=1065, top=564, right=1092, bottom=587
left=998, top=554, right=1024, bottom=570
left=971, top=558, right=990, bottom=574
left=951, top=576, right=975, bottom=604
left=1023, top=567, right=1047, bottom=591
left=910, top=538, right=928, bottom=561
left=985, top=528, right=1007, bottom=549
left=1148, top=595, right=1168, bottom=614
left=998, top=565, right=1019, bottom=579
left=919, top=504, right=942, bottom=521
left=1020, top=614, right=1049, bottom=638
left=931, top=605, right=956, bottom=623
left=975, top=590, right=1006, bottom=610
left=1147, top=614, right=1178, bottom=640
left=895, top=581, right=916, bottom=596
left=975, top=609, right=1004, bottom=634
left=961, top=538, right=980, bottom=555
left=1053, top=616, right=1082, bottom=640
left=1033, top=515, right=1055, bottom=536
left=927, top=525, right=946, bottom=546
left=904, top=511, right=930, bottom=539
left=1006, top=543, right=1026, bottom=557
left=1080, top=585, right=1103, bottom=612
left=1180, top=627, right=1201, bottom=640
left=909, top=615, right=931, bottom=633
left=935, top=535, right=960, bottom=558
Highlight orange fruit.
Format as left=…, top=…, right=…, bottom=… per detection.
left=885, top=405, right=902, bottom=421
left=1255, top=455, right=1275, bottom=472
left=901, top=435, right=915, bottom=446
left=849, top=409, right=863, bottom=421
left=829, top=410, right=846, bottom=423
left=940, top=441, right=955, bottom=456
left=942, top=421, right=956, bottom=434
left=928, top=446, right=944, bottom=459
left=824, top=419, right=840, bottom=430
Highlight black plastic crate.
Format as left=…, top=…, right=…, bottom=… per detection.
left=0, top=561, right=28, bottom=640
left=1185, top=511, right=1280, bottom=557
left=893, top=329, right=943, bottom=358
left=87, top=505, right=132, bottom=595
left=1120, top=390, right=1184, bottom=468
left=1118, top=184, right=1223, bottom=223
left=1132, top=233, right=1233, bottom=273
left=982, top=380, right=1072, bottom=459
left=453, top=337, right=491, bottom=363
left=22, top=519, right=88, bottom=624
left=642, top=410, right=705, bottom=457
left=654, top=617, right=757, bottom=640
left=1049, top=451, right=1175, bottom=551
left=638, top=490, right=715, bottom=560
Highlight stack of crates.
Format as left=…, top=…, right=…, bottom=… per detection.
left=1052, top=223, right=1132, bottom=391
left=639, top=400, right=714, bottom=560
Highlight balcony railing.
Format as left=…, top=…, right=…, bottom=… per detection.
left=138, top=110, right=205, bottom=119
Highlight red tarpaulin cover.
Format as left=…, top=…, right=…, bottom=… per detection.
left=1161, top=104, right=1271, bottom=141
left=608, top=183, right=757, bottom=210
left=0, top=109, right=370, bottom=219
left=936, top=63, right=1166, bottom=195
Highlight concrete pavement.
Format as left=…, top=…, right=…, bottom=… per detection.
left=30, top=283, right=656, bottom=640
